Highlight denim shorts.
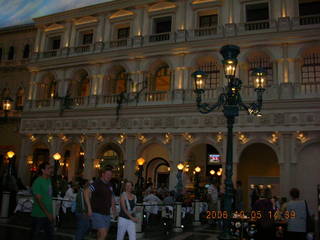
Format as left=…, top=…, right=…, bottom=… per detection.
left=91, top=212, right=111, bottom=229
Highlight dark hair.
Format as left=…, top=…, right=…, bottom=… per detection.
left=290, top=188, right=300, bottom=199
left=38, top=161, right=50, bottom=176
left=236, top=180, right=242, bottom=186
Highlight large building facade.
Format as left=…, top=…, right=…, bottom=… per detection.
left=1, top=0, right=319, bottom=211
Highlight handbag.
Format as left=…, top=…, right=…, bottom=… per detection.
left=304, top=200, right=313, bottom=233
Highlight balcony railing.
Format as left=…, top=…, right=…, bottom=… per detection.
left=149, top=32, right=171, bottom=42
left=194, top=26, right=217, bottom=37
left=244, top=20, right=270, bottom=31
left=74, top=44, right=91, bottom=53
left=299, top=14, right=320, bottom=25
left=145, top=91, right=169, bottom=102
left=73, top=96, right=89, bottom=106
left=42, top=50, right=59, bottom=58
left=110, top=39, right=130, bottom=48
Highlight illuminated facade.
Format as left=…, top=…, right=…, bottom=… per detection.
left=1, top=0, right=319, bottom=212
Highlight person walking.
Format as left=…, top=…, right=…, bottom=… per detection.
left=117, top=181, right=138, bottom=240
left=74, top=179, right=90, bottom=240
left=284, top=188, right=308, bottom=240
left=84, top=168, right=116, bottom=240
left=30, top=161, right=54, bottom=240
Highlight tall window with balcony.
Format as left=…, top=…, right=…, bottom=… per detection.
left=8, top=46, right=14, bottom=60
left=15, top=88, right=24, bottom=110
left=197, top=13, right=218, bottom=37
left=301, top=50, right=320, bottom=86
left=111, top=26, right=130, bottom=48
left=198, top=60, right=220, bottom=89
left=37, top=73, right=57, bottom=103
left=77, top=31, right=93, bottom=53
left=247, top=53, right=273, bottom=87
left=23, top=44, right=30, bottom=59
left=150, top=16, right=172, bottom=42
left=299, top=0, right=320, bottom=25
left=46, top=36, right=61, bottom=57
left=148, top=64, right=171, bottom=92
left=245, top=2, right=269, bottom=30
left=114, top=70, right=128, bottom=94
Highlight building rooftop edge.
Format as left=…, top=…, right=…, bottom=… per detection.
left=0, top=23, right=35, bottom=33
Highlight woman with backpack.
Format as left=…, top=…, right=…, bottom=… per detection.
left=117, top=181, right=138, bottom=240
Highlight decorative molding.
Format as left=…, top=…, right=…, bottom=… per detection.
left=44, top=23, right=64, bottom=32
left=74, top=16, right=98, bottom=25
left=148, top=1, right=176, bottom=12
left=109, top=10, right=135, bottom=19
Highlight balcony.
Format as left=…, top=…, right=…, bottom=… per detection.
left=148, top=32, right=172, bottom=43
left=244, top=20, right=270, bottom=31
left=109, top=39, right=131, bottom=49
left=42, top=50, right=59, bottom=58
left=73, top=44, right=92, bottom=54
left=24, top=83, right=320, bottom=112
left=299, top=14, right=320, bottom=25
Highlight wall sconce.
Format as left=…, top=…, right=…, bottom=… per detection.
left=217, top=168, right=223, bottom=176
left=94, top=161, right=101, bottom=169
left=163, top=133, right=172, bottom=144
left=80, top=151, right=85, bottom=156
left=268, top=132, right=279, bottom=144
left=48, top=134, right=53, bottom=143
left=210, top=169, right=215, bottom=175
left=29, top=135, right=37, bottom=142
left=238, top=132, right=249, bottom=144
left=79, top=134, right=86, bottom=144
left=182, top=132, right=193, bottom=143
left=216, top=132, right=223, bottom=143
left=96, top=134, right=104, bottom=143
left=59, top=161, right=64, bottom=166
left=167, top=167, right=171, bottom=171
left=184, top=167, right=189, bottom=172
left=137, top=134, right=148, bottom=144
left=27, top=155, right=33, bottom=165
left=117, top=134, right=126, bottom=144
left=60, top=134, right=68, bottom=142
left=296, top=131, right=309, bottom=144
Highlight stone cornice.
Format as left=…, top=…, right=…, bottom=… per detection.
left=32, top=0, right=158, bottom=25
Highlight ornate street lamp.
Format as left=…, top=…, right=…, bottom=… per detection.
left=6, top=150, right=16, bottom=177
left=2, top=97, right=13, bottom=121
left=53, top=152, right=61, bottom=196
left=193, top=44, right=266, bottom=240
left=194, top=166, right=201, bottom=199
left=136, top=157, right=145, bottom=203
left=176, top=163, right=184, bottom=199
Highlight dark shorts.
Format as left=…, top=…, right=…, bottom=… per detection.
left=91, top=212, right=111, bottom=229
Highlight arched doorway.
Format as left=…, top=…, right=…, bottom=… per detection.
left=238, top=143, right=280, bottom=209
left=296, top=142, right=320, bottom=214
left=61, top=143, right=84, bottom=181
left=145, top=158, right=170, bottom=188
left=31, top=143, right=49, bottom=183
left=97, top=143, right=124, bottom=196
left=185, top=144, right=222, bottom=190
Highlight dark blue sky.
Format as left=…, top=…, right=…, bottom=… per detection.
left=0, top=0, right=112, bottom=28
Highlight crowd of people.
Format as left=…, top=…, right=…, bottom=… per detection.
left=28, top=162, right=314, bottom=240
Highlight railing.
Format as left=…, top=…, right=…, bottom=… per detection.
left=294, top=82, right=320, bottom=97
left=244, top=20, right=270, bottom=31
left=110, top=39, right=129, bottom=48
left=145, top=91, right=169, bottom=102
left=73, top=96, right=88, bottom=106
left=42, top=50, right=58, bottom=58
left=149, top=32, right=171, bottom=42
left=194, top=26, right=217, bottom=37
left=74, top=44, right=91, bottom=53
left=34, top=99, right=51, bottom=108
left=102, top=94, right=119, bottom=104
left=299, top=14, right=320, bottom=25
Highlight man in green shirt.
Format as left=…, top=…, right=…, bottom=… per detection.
left=31, top=161, right=54, bottom=240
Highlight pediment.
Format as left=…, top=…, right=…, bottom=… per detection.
left=148, top=1, right=177, bottom=12
left=192, top=0, right=219, bottom=4
left=75, top=16, right=98, bottom=25
left=109, top=9, right=134, bottom=19
left=45, top=23, right=64, bottom=32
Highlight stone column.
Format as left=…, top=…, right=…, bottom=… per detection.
left=34, top=27, right=42, bottom=53
left=185, top=1, right=193, bottom=30
left=17, top=136, right=33, bottom=185
left=103, top=16, right=111, bottom=43
left=49, top=137, right=61, bottom=165
left=193, top=200, right=201, bottom=226
left=29, top=72, right=37, bottom=100
left=69, top=21, right=77, bottom=48
left=176, top=0, right=186, bottom=31
left=69, top=144, right=80, bottom=182
left=63, top=21, right=72, bottom=48
left=124, top=135, right=138, bottom=182
left=83, top=136, right=96, bottom=180
left=133, top=8, right=143, bottom=36
left=279, top=133, right=294, bottom=198
left=96, top=15, right=105, bottom=42
left=169, top=135, right=183, bottom=191
left=142, top=8, right=149, bottom=36
left=39, top=29, right=46, bottom=52
left=173, top=202, right=183, bottom=232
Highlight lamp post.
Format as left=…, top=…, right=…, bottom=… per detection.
left=193, top=45, right=266, bottom=240
left=6, top=151, right=16, bottom=177
left=194, top=166, right=201, bottom=199
left=52, top=152, right=61, bottom=197
left=136, top=157, right=145, bottom=203
left=176, top=163, right=184, bottom=200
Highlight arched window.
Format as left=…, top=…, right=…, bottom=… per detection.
left=197, top=59, right=220, bottom=89
left=247, top=53, right=273, bottom=87
left=153, top=64, right=171, bottom=91
left=37, top=73, right=57, bottom=100
left=79, top=74, right=90, bottom=97
left=23, top=44, right=30, bottom=58
left=8, top=46, right=14, bottom=60
left=114, top=70, right=127, bottom=94
left=100, top=149, right=123, bottom=179
left=15, top=88, right=24, bottom=110
left=301, top=49, right=320, bottom=84
left=69, top=70, right=90, bottom=97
